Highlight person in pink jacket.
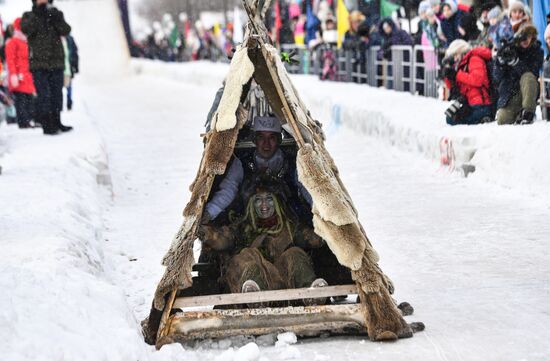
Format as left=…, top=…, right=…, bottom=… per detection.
left=5, top=17, right=37, bottom=128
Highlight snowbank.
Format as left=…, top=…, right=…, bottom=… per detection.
left=132, top=59, right=550, bottom=201
left=0, top=113, right=152, bottom=360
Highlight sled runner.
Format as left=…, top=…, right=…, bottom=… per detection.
left=142, top=0, right=424, bottom=349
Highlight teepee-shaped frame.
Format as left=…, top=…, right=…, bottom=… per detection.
left=145, top=0, right=421, bottom=348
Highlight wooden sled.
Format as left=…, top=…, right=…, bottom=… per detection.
left=144, top=0, right=424, bottom=349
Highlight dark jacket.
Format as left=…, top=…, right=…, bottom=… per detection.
left=377, top=18, right=413, bottom=60
left=440, top=10, right=464, bottom=47
left=494, top=40, right=544, bottom=108
left=21, top=4, right=71, bottom=71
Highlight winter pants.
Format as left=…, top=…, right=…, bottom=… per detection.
left=446, top=104, right=494, bottom=126
left=496, top=72, right=538, bottom=125
left=13, top=92, right=35, bottom=127
left=224, top=247, right=316, bottom=294
left=32, top=69, right=64, bottom=131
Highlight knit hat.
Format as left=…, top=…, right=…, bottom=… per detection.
left=442, top=0, right=457, bottom=14
left=509, top=1, right=525, bottom=13
left=487, top=6, right=502, bottom=21
left=428, top=0, right=440, bottom=7
left=253, top=116, right=282, bottom=133
left=418, top=1, right=431, bottom=16
left=445, top=39, right=472, bottom=58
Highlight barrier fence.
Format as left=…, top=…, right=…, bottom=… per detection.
left=279, top=44, right=550, bottom=120
left=281, top=44, right=441, bottom=98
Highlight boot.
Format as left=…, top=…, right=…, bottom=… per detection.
left=241, top=280, right=263, bottom=309
left=517, top=109, right=535, bottom=125
left=303, top=278, right=328, bottom=306
left=52, top=112, right=73, bottom=132
left=41, top=113, right=59, bottom=135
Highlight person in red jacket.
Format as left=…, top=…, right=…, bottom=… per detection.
left=5, top=17, right=37, bottom=129
left=442, top=39, right=495, bottom=125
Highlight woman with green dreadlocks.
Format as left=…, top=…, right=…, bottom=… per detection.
left=199, top=181, right=327, bottom=307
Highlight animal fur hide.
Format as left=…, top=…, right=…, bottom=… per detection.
left=215, top=46, right=254, bottom=132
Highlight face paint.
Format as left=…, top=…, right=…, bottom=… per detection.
left=253, top=192, right=275, bottom=219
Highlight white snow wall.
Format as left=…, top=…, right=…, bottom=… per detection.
left=57, top=0, right=131, bottom=78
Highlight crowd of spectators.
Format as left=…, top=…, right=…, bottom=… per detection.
left=133, top=0, right=550, bottom=126
left=0, top=0, right=78, bottom=135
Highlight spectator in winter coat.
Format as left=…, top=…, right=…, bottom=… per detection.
left=377, top=18, right=413, bottom=61
left=439, top=1, right=464, bottom=48
left=509, top=2, right=531, bottom=34
left=5, top=18, right=36, bottom=129
left=494, top=25, right=544, bottom=125
left=487, top=6, right=513, bottom=49
left=342, top=10, right=366, bottom=51
left=460, top=9, right=480, bottom=42
left=21, top=0, right=72, bottom=135
left=418, top=2, right=441, bottom=50
left=442, top=40, right=494, bottom=125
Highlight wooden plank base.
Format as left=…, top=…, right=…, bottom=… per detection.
left=157, top=304, right=367, bottom=347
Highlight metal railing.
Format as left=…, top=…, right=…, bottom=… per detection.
left=278, top=44, right=443, bottom=99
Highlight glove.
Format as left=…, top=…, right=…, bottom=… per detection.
left=9, top=74, right=20, bottom=89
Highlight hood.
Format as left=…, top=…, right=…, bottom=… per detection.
left=461, top=46, right=492, bottom=65
left=378, top=17, right=397, bottom=35
left=13, top=17, right=22, bottom=31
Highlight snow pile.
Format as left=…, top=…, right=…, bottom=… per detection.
left=57, top=0, right=131, bottom=78
left=132, top=59, right=228, bottom=87
left=132, top=60, right=550, bottom=202
left=0, top=108, right=151, bottom=360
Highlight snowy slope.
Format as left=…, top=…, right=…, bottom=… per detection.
left=132, top=59, right=550, bottom=204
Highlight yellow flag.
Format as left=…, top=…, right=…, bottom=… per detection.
left=213, top=22, right=221, bottom=37
left=337, top=0, right=349, bottom=48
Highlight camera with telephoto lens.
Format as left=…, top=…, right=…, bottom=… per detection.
left=439, top=56, right=456, bottom=80
left=497, top=38, right=519, bottom=66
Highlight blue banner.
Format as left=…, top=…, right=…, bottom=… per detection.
left=533, top=0, right=549, bottom=54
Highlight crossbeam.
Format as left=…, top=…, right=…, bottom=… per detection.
left=173, top=284, right=358, bottom=308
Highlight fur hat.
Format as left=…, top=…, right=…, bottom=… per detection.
left=253, top=116, right=282, bottom=133
left=442, top=0, right=457, bottom=14
left=509, top=1, right=525, bottom=14
left=445, top=39, right=472, bottom=58
left=515, top=24, right=538, bottom=40
left=487, top=6, right=502, bottom=21
left=418, top=1, right=431, bottom=16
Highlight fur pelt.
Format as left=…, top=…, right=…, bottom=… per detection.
left=296, top=144, right=357, bottom=226
left=215, top=46, right=254, bottom=132
left=353, top=257, right=413, bottom=341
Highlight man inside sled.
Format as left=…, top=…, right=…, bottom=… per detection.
left=199, top=178, right=327, bottom=306
left=202, top=115, right=312, bottom=225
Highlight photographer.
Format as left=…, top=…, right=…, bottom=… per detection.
left=442, top=39, right=494, bottom=125
left=494, top=25, right=543, bottom=125
left=21, top=0, right=72, bottom=135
